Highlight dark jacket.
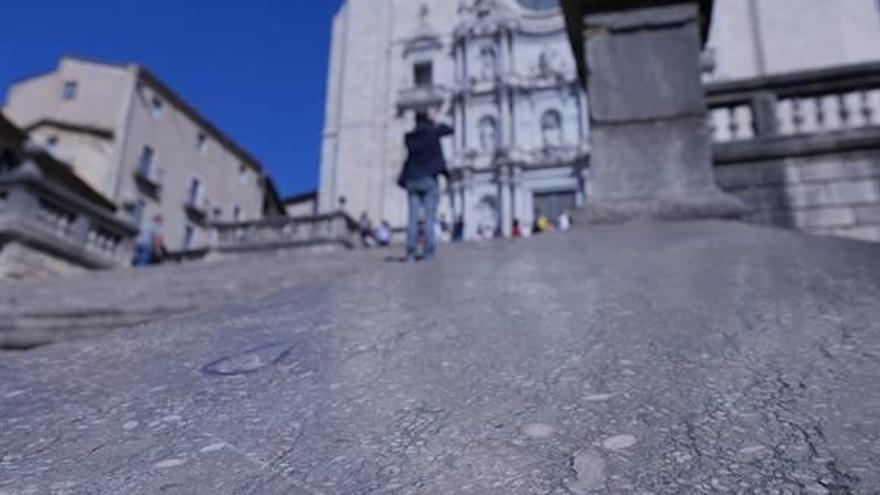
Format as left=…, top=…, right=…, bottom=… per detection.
left=398, top=122, right=454, bottom=188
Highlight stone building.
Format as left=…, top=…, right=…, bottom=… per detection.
left=319, top=0, right=880, bottom=239
left=4, top=57, right=284, bottom=252
left=284, top=191, right=319, bottom=217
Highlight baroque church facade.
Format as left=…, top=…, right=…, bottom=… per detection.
left=446, top=0, right=588, bottom=238
left=319, top=0, right=880, bottom=239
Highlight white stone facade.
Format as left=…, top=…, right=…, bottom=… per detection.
left=320, top=0, right=880, bottom=237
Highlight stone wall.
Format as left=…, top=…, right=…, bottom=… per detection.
left=707, top=0, right=880, bottom=82
left=0, top=240, right=88, bottom=279
left=715, top=130, right=880, bottom=242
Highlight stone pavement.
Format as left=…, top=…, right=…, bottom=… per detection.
left=1, top=221, right=879, bottom=494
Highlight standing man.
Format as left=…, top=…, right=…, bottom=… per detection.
left=397, top=110, right=453, bottom=261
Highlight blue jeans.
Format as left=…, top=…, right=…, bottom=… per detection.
left=132, top=243, right=152, bottom=267
left=406, top=176, right=439, bottom=258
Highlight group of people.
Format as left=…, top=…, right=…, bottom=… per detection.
left=358, top=213, right=392, bottom=248
left=529, top=211, right=572, bottom=236
left=132, top=214, right=168, bottom=267
left=359, top=211, right=465, bottom=250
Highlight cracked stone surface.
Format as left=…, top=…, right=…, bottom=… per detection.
left=1, top=221, right=880, bottom=494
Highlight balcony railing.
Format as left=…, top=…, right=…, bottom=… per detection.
left=212, top=211, right=360, bottom=253
left=134, top=168, right=162, bottom=199
left=184, top=197, right=209, bottom=224
left=397, top=84, right=447, bottom=114
left=707, top=62, right=880, bottom=143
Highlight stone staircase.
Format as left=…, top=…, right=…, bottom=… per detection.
left=0, top=249, right=373, bottom=350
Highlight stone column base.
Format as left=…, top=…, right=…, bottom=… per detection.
left=576, top=192, right=750, bottom=224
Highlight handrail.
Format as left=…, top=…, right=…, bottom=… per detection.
left=0, top=178, right=136, bottom=268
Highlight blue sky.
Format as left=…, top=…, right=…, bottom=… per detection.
left=0, top=0, right=343, bottom=198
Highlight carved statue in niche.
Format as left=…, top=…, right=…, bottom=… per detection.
left=415, top=2, right=435, bottom=34
left=479, top=46, right=498, bottom=80
left=478, top=116, right=498, bottom=151
left=476, top=195, right=499, bottom=234
left=541, top=110, right=563, bottom=147
left=537, top=45, right=559, bottom=77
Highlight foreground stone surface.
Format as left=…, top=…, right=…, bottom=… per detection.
left=2, top=221, right=880, bottom=494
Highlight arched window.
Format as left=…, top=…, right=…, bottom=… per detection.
left=479, top=46, right=497, bottom=80
left=516, top=0, right=560, bottom=12
left=478, top=116, right=498, bottom=152
left=541, top=110, right=563, bottom=147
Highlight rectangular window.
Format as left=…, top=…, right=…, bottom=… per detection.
left=137, top=146, right=155, bottom=178
left=233, top=205, right=242, bottom=222
left=187, top=178, right=202, bottom=208
left=62, top=81, right=78, bottom=101
left=151, top=96, right=164, bottom=117
left=182, top=224, right=195, bottom=250
left=197, top=132, right=208, bottom=153
left=238, top=164, right=248, bottom=186
left=414, top=62, right=433, bottom=87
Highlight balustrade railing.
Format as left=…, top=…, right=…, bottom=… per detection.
left=212, top=211, right=359, bottom=253
left=0, top=175, right=136, bottom=268
left=34, top=198, right=76, bottom=240
left=707, top=62, right=880, bottom=143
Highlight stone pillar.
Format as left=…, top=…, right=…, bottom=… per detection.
left=576, top=85, right=589, bottom=144
left=562, top=0, right=745, bottom=222
left=462, top=169, right=477, bottom=241
left=512, top=165, right=528, bottom=226
left=577, top=166, right=590, bottom=208
left=454, top=97, right=466, bottom=156
left=498, top=165, right=513, bottom=237
left=70, top=215, right=91, bottom=245
left=496, top=30, right=508, bottom=76
left=499, top=88, right=512, bottom=149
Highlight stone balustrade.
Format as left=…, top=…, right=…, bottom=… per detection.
left=397, top=85, right=448, bottom=114
left=211, top=211, right=360, bottom=255
left=706, top=63, right=880, bottom=243
left=0, top=173, right=137, bottom=273
left=707, top=62, right=880, bottom=143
